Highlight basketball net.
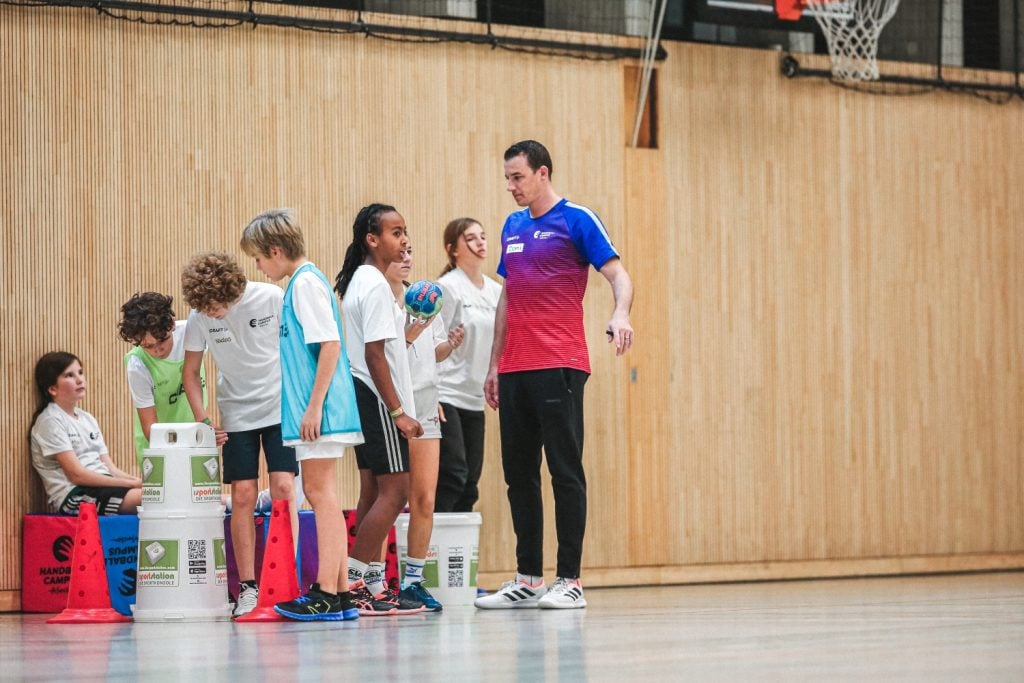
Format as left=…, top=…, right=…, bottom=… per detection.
left=803, top=0, right=901, bottom=81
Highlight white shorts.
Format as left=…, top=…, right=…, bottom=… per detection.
left=413, top=386, right=442, bottom=440
left=287, top=431, right=364, bottom=461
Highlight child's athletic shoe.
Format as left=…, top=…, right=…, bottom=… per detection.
left=537, top=577, right=587, bottom=609
left=400, top=582, right=443, bottom=612
left=273, top=583, right=359, bottom=621
left=474, top=577, right=546, bottom=609
left=232, top=583, right=258, bottom=618
left=379, top=588, right=427, bottom=615
left=353, top=583, right=397, bottom=616
left=254, top=488, right=273, bottom=514
left=351, top=580, right=389, bottom=616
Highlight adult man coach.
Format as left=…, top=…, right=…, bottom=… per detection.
left=477, top=140, right=634, bottom=610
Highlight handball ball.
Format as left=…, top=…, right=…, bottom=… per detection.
left=405, top=280, right=444, bottom=320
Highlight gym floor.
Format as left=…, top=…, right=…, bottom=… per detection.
left=3, top=572, right=1023, bottom=681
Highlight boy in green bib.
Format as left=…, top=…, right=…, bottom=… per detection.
left=118, top=292, right=207, bottom=468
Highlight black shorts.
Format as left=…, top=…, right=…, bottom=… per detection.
left=353, top=378, right=410, bottom=476
left=59, top=486, right=131, bottom=516
left=222, top=423, right=298, bottom=483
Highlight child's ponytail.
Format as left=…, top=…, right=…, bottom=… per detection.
left=334, top=203, right=396, bottom=299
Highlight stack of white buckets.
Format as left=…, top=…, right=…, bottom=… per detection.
left=396, top=512, right=482, bottom=606
left=133, top=423, right=231, bottom=621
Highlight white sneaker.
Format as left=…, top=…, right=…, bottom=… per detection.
left=233, top=583, right=259, bottom=618
left=474, top=578, right=546, bottom=609
left=537, top=577, right=586, bottom=609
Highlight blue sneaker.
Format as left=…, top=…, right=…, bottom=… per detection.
left=400, top=582, right=443, bottom=612
left=274, top=583, right=359, bottom=622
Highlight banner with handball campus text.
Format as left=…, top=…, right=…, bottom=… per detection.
left=21, top=514, right=139, bottom=615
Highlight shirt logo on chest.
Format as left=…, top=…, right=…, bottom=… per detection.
left=506, top=243, right=524, bottom=254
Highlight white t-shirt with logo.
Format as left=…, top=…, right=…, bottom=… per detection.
left=126, top=320, right=187, bottom=409
left=30, top=403, right=111, bottom=511
left=437, top=268, right=502, bottom=411
left=341, top=264, right=415, bottom=419
left=183, top=281, right=283, bottom=432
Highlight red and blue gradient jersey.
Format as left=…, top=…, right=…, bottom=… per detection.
left=497, top=198, right=619, bottom=375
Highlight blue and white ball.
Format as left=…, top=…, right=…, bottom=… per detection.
left=404, top=280, right=444, bottom=320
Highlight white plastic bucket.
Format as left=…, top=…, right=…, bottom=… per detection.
left=132, top=508, right=230, bottom=622
left=141, top=423, right=222, bottom=514
left=396, top=512, right=481, bottom=607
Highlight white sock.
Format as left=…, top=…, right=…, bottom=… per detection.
left=403, top=557, right=425, bottom=589
left=365, top=561, right=387, bottom=596
left=348, top=558, right=368, bottom=586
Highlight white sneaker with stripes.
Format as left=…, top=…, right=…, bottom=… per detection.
left=474, top=577, right=546, bottom=609
left=537, top=577, right=587, bottom=609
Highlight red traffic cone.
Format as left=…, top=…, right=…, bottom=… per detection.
left=235, top=499, right=299, bottom=622
left=48, top=502, right=131, bottom=624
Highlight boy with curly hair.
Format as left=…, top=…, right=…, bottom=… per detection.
left=118, top=292, right=206, bottom=469
left=180, top=251, right=300, bottom=618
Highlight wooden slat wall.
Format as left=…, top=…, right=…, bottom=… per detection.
left=2, top=5, right=1022, bottom=604
left=655, top=45, right=1024, bottom=566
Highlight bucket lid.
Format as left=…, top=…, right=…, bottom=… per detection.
left=146, top=423, right=218, bottom=451
left=397, top=512, right=482, bottom=526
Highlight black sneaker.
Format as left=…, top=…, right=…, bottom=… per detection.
left=400, top=582, right=443, bottom=612
left=351, top=580, right=396, bottom=616
left=274, top=583, right=359, bottom=622
left=379, top=587, right=427, bottom=616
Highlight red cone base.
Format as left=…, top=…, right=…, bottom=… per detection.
left=48, top=502, right=131, bottom=624
left=235, top=499, right=299, bottom=623
left=48, top=607, right=131, bottom=624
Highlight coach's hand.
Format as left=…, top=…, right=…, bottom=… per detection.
left=606, top=313, right=634, bottom=357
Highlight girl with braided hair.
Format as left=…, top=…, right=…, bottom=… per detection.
left=336, top=203, right=425, bottom=615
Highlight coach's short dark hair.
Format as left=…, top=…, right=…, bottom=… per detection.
left=504, top=140, right=553, bottom=178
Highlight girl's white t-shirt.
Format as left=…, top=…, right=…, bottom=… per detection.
left=30, top=403, right=110, bottom=510
left=341, top=265, right=416, bottom=419
left=436, top=268, right=502, bottom=411
left=407, top=311, right=447, bottom=394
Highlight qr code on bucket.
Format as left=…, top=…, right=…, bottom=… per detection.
left=448, top=570, right=463, bottom=588
left=188, top=539, right=206, bottom=561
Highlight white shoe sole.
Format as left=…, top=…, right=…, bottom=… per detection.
left=474, top=598, right=542, bottom=609
left=538, top=598, right=587, bottom=609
